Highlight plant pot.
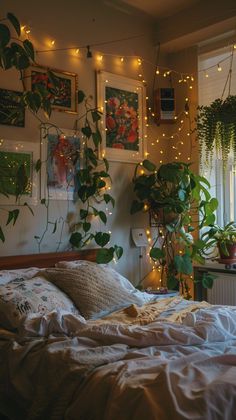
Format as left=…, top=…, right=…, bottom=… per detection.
left=218, top=243, right=236, bottom=261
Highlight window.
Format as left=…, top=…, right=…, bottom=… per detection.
left=198, top=46, right=236, bottom=225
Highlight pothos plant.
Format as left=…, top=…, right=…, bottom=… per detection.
left=131, top=160, right=218, bottom=297
left=197, top=95, right=236, bottom=168
left=0, top=12, right=123, bottom=264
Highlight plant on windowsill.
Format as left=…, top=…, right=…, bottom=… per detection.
left=197, top=95, right=236, bottom=168
left=0, top=12, right=123, bottom=264
left=201, top=221, right=236, bottom=263
left=130, top=160, right=219, bottom=298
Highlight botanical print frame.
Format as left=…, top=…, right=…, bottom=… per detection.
left=97, top=71, right=147, bottom=163
left=40, top=127, right=81, bottom=200
left=0, top=88, right=25, bottom=127
left=0, top=139, right=39, bottom=205
left=24, top=65, right=78, bottom=113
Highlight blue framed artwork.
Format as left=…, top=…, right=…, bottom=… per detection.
left=41, top=128, right=80, bottom=200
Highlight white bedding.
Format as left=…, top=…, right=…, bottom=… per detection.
left=1, top=297, right=236, bottom=419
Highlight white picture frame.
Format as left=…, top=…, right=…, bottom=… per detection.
left=40, top=127, right=81, bottom=200
left=0, top=139, right=39, bottom=205
left=97, top=70, right=147, bottom=163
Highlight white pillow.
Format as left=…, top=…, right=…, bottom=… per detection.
left=0, top=267, right=41, bottom=285
left=0, top=275, right=80, bottom=330
left=43, top=264, right=144, bottom=319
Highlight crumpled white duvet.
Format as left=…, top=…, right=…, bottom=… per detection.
left=1, top=298, right=236, bottom=420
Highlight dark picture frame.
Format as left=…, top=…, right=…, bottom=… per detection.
left=0, top=88, right=25, bottom=127
left=24, top=65, right=78, bottom=114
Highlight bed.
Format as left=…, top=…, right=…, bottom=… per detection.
left=1, top=250, right=236, bottom=420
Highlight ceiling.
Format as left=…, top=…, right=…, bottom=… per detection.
left=118, top=0, right=201, bottom=19
left=103, top=0, right=236, bottom=52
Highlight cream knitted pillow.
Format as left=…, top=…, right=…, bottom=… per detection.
left=44, top=264, right=144, bottom=319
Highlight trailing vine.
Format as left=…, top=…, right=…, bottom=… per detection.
left=0, top=12, right=123, bottom=263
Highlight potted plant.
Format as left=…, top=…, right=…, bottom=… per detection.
left=201, top=222, right=236, bottom=262
left=197, top=95, right=236, bottom=167
left=131, top=160, right=218, bottom=298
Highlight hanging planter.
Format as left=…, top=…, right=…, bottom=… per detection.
left=197, top=95, right=236, bottom=166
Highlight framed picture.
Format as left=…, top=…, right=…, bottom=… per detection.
left=97, top=71, right=147, bottom=163
left=0, top=139, right=39, bottom=205
left=40, top=127, right=81, bottom=200
left=24, top=65, right=78, bottom=113
left=0, top=88, right=25, bottom=127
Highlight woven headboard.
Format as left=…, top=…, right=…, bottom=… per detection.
left=0, top=250, right=97, bottom=270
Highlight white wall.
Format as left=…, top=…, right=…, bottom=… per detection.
left=0, top=0, right=165, bottom=283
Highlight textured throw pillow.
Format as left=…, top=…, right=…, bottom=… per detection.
left=43, top=264, right=144, bottom=319
left=55, top=260, right=136, bottom=291
left=0, top=276, right=80, bottom=330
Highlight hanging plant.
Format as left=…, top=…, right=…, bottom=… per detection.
left=197, top=95, right=236, bottom=166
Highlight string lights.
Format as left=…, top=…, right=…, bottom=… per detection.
left=20, top=24, right=235, bottom=166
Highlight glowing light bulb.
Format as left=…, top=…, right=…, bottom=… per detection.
left=217, top=64, right=222, bottom=72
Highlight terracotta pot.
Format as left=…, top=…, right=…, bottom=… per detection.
left=218, top=243, right=236, bottom=260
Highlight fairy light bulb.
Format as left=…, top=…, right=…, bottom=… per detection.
left=51, top=40, right=55, bottom=46
left=156, top=68, right=160, bottom=74
left=120, top=57, right=124, bottom=62
left=217, top=64, right=222, bottom=72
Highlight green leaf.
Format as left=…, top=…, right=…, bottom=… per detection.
left=6, top=209, right=19, bottom=226
left=23, top=202, right=34, bottom=216
left=209, top=198, right=218, bottom=212
left=167, top=274, right=178, bottom=290
left=78, top=90, right=85, bottom=104
left=51, top=221, right=57, bottom=234
left=91, top=111, right=101, bottom=122
left=202, top=272, right=217, bottom=289
left=80, top=209, right=88, bottom=219
left=204, top=214, right=216, bottom=226
left=70, top=232, right=82, bottom=248
left=0, top=24, right=10, bottom=47
left=0, top=227, right=5, bottom=243
left=114, top=245, right=123, bottom=260
left=103, top=158, right=109, bottom=172
left=95, top=232, right=110, bottom=247
left=83, top=222, right=91, bottom=233
left=178, top=189, right=186, bottom=201
left=174, top=254, right=193, bottom=275
left=7, top=12, right=21, bottom=36
left=142, top=159, right=156, bottom=172
left=194, top=239, right=207, bottom=250
left=98, top=211, right=107, bottom=224
left=35, top=159, right=42, bottom=172
left=92, top=130, right=102, bottom=147
left=47, top=70, right=60, bottom=88
left=130, top=200, right=144, bottom=214
left=96, top=247, right=114, bottom=264
left=104, top=193, right=115, bottom=207
left=23, top=39, right=35, bottom=61
left=150, top=247, right=165, bottom=260
left=41, top=198, right=46, bottom=205
left=82, top=126, right=92, bottom=138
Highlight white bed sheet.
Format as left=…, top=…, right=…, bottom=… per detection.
left=1, top=297, right=236, bottom=419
